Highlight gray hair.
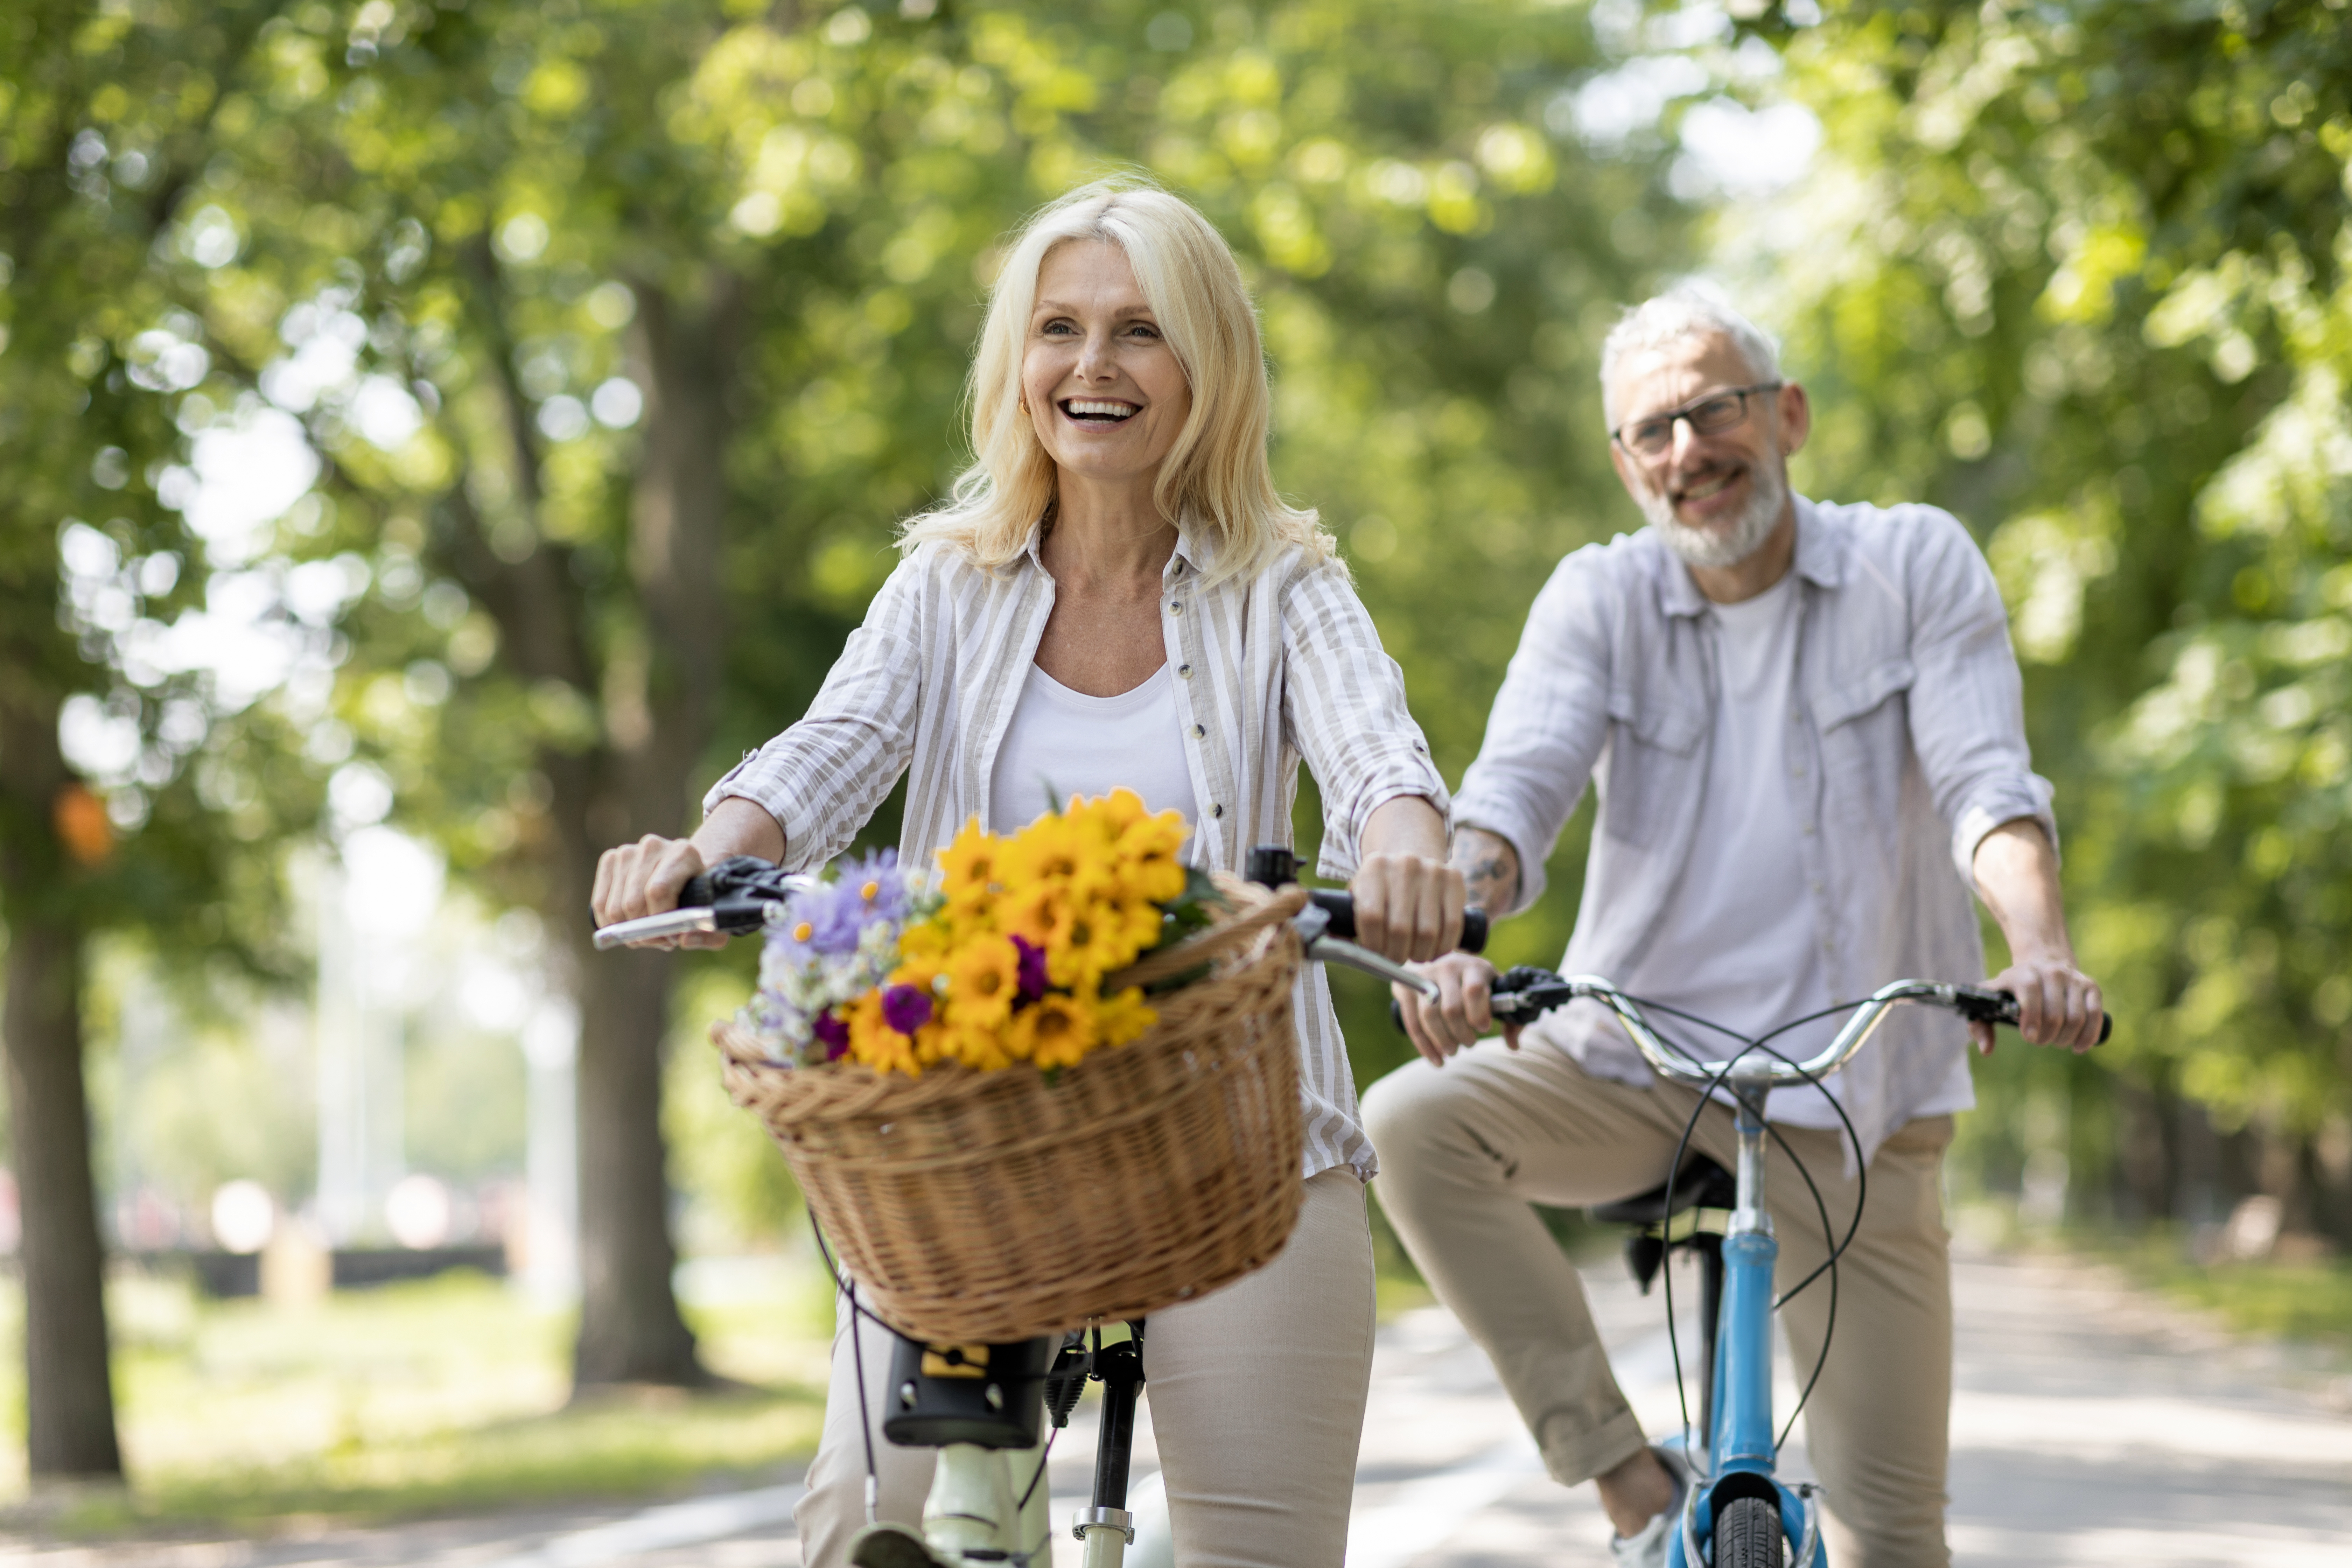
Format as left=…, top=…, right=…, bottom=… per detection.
left=1598, top=283, right=1782, bottom=427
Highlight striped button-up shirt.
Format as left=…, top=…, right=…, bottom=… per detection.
left=1453, top=496, right=2057, bottom=1165
left=705, top=524, right=1449, bottom=1180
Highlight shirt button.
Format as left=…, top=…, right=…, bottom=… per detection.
left=1170, top=601, right=1185, bottom=615
left=1191, top=723, right=1205, bottom=738
left=1802, top=823, right=1816, bottom=836
left=1810, top=881, right=1823, bottom=894
left=1178, top=663, right=1192, bottom=678
left=1211, top=804, right=1224, bottom=819
left=1412, top=740, right=1427, bottom=753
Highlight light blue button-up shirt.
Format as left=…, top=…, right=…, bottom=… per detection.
left=1452, top=496, right=2056, bottom=1163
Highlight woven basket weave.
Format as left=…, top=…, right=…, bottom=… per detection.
left=712, top=877, right=1309, bottom=1343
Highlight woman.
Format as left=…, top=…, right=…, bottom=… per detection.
left=593, top=179, right=1462, bottom=1566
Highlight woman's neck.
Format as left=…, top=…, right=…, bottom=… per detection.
left=1041, top=471, right=1180, bottom=586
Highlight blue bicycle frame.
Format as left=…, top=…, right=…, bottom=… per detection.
left=1666, top=1056, right=1824, bottom=1567
left=1486, top=977, right=2012, bottom=1568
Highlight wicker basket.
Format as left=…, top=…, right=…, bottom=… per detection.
left=712, top=877, right=1310, bottom=1343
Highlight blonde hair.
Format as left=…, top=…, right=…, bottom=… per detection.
left=899, top=177, right=1336, bottom=584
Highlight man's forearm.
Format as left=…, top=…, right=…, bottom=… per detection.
left=1452, top=825, right=1520, bottom=914
left=1970, top=818, right=2071, bottom=962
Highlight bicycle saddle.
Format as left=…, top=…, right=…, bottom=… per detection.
left=1588, top=1155, right=1737, bottom=1226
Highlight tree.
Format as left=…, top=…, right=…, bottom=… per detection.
left=158, top=0, right=1688, bottom=1391
left=1711, top=0, right=2352, bottom=1237
left=0, top=0, right=293, bottom=1480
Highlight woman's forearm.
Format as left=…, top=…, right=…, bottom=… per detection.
left=692, top=794, right=788, bottom=866
left=1360, top=793, right=1448, bottom=860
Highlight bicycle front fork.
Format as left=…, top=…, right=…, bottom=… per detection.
left=1666, top=1067, right=1827, bottom=1567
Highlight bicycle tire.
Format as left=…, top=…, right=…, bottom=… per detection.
left=1713, top=1494, right=1785, bottom=1568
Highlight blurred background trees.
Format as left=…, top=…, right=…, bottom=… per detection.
left=1, top=0, right=2346, bottom=1489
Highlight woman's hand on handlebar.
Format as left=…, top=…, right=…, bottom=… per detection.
left=1351, top=796, right=1463, bottom=962
left=593, top=798, right=788, bottom=950
left=1350, top=851, right=1466, bottom=963
left=1393, top=953, right=1520, bottom=1067
left=592, top=835, right=724, bottom=950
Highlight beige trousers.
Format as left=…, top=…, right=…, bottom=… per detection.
left=793, top=1168, right=1376, bottom=1567
left=1362, top=1043, right=1955, bottom=1568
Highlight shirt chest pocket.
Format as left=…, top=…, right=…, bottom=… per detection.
left=1813, top=656, right=1916, bottom=815
left=1598, top=687, right=1705, bottom=849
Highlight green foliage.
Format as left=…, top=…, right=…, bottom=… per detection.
left=0, top=0, right=309, bottom=965
left=1698, top=0, right=2352, bottom=1210
left=664, top=961, right=802, bottom=1253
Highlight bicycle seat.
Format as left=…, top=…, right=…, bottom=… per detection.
left=1588, top=1155, right=1737, bottom=1227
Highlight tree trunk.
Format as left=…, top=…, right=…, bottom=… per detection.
left=565, top=272, right=742, bottom=1388
left=0, top=689, right=123, bottom=1480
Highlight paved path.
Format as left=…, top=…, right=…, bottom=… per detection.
left=4, top=1248, right=2345, bottom=1567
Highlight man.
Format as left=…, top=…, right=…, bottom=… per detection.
left=1362, top=286, right=2104, bottom=1567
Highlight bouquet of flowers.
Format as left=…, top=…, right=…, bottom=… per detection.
left=738, top=790, right=1220, bottom=1077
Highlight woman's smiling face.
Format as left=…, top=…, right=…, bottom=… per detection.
left=1022, top=239, right=1194, bottom=495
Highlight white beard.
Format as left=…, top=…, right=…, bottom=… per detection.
left=1639, top=458, right=1787, bottom=569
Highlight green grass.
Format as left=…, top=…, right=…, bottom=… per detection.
left=0, top=1259, right=835, bottom=1535
left=2124, top=1242, right=2352, bottom=1352
left=1953, top=1201, right=2352, bottom=1363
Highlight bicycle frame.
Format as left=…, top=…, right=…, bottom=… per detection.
left=1506, top=979, right=1979, bottom=1568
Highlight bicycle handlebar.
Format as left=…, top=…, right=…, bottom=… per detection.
left=590, top=856, right=818, bottom=950
left=1473, top=971, right=2110, bottom=1085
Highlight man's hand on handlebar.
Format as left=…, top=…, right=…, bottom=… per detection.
left=1977, top=952, right=2104, bottom=1056
left=592, top=835, right=725, bottom=950
left=1393, top=953, right=1519, bottom=1068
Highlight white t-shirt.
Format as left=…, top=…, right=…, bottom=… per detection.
left=987, top=662, right=1200, bottom=835
left=1612, top=570, right=1856, bottom=1126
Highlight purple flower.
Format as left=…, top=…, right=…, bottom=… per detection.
left=811, top=1010, right=850, bottom=1060
left=798, top=848, right=910, bottom=954
left=1011, top=935, right=1049, bottom=1002
left=881, top=984, right=932, bottom=1035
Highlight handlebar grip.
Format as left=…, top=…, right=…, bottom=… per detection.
left=1461, top=909, right=1489, bottom=955
left=678, top=872, right=716, bottom=910
left=1306, top=890, right=1488, bottom=954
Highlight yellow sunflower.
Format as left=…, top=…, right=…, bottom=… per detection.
left=1009, top=989, right=1100, bottom=1071
left=1093, top=984, right=1158, bottom=1049
left=845, top=990, right=918, bottom=1076
left=943, top=1019, right=1019, bottom=1071
left=937, top=817, right=1004, bottom=910
left=945, top=933, right=1023, bottom=1028
left=998, top=810, right=1104, bottom=892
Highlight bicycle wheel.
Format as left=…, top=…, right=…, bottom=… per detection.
left=1713, top=1494, right=1785, bottom=1568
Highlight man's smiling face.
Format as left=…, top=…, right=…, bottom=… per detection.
left=1606, top=331, right=1807, bottom=570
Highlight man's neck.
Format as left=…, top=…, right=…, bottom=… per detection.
left=1685, top=500, right=1798, bottom=604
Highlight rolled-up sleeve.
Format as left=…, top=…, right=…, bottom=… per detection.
left=702, top=556, right=927, bottom=873
left=1279, top=558, right=1449, bottom=880
left=1901, top=509, right=2060, bottom=882
left=1449, top=551, right=1616, bottom=916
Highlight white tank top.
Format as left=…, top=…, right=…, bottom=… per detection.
left=987, top=662, right=1200, bottom=835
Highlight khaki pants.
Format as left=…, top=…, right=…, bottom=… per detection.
left=1362, top=1043, right=1954, bottom=1568
left=794, top=1168, right=1376, bottom=1567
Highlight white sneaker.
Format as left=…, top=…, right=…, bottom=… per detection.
left=1607, top=1445, right=1693, bottom=1568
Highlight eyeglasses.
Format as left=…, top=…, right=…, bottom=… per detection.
left=1611, top=382, right=1783, bottom=458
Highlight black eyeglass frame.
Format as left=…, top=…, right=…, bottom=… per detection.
left=1610, top=381, right=1786, bottom=457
